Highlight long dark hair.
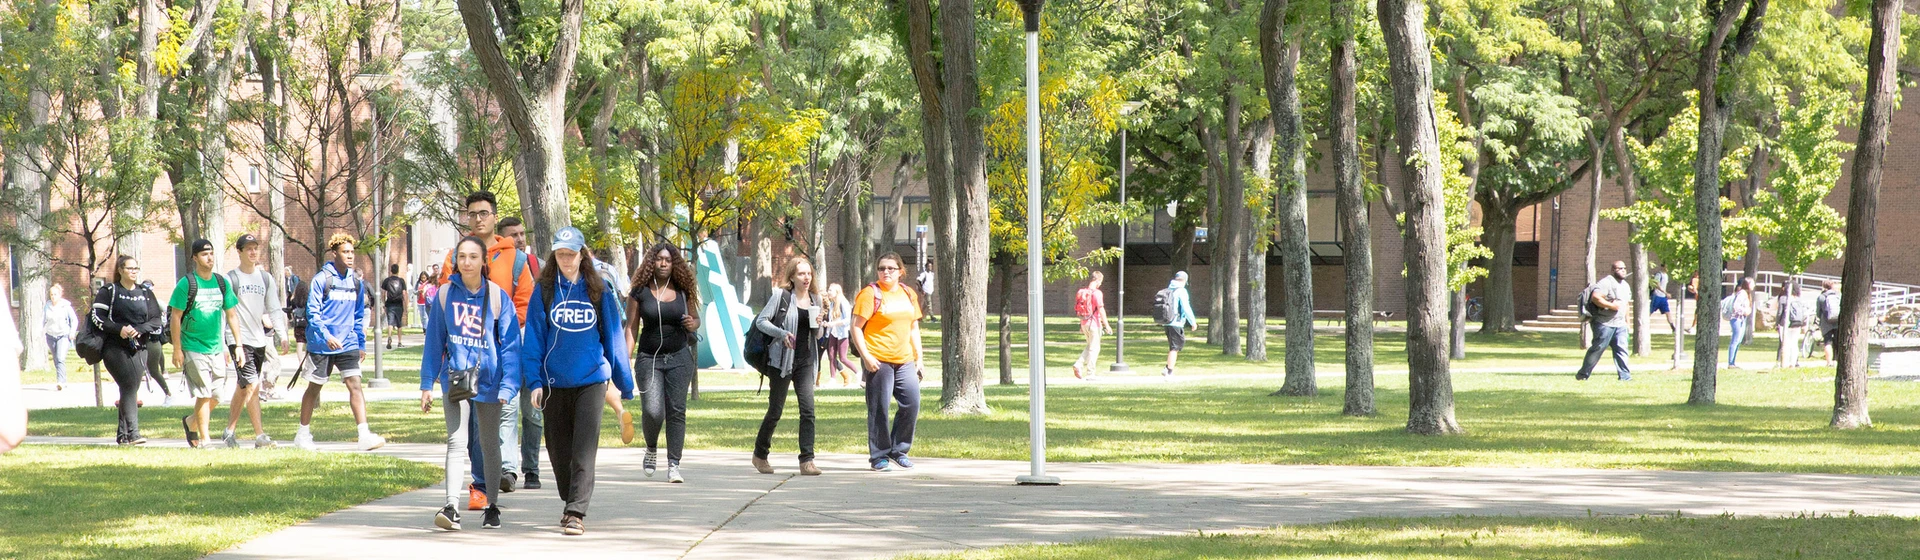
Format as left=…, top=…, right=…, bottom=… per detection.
left=112, top=255, right=138, bottom=286
left=453, top=236, right=493, bottom=288
left=639, top=242, right=700, bottom=310
left=539, top=247, right=605, bottom=303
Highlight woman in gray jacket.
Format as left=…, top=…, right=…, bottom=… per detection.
left=751, top=256, right=824, bottom=476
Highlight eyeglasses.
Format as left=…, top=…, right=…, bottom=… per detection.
left=876, top=266, right=900, bottom=271
left=466, top=210, right=495, bottom=219
left=123, top=267, right=140, bottom=271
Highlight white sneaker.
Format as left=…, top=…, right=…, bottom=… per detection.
left=644, top=450, right=658, bottom=477
left=359, top=432, right=387, bottom=451
left=294, top=431, right=317, bottom=450
left=162, top=395, right=179, bottom=407
left=224, top=430, right=240, bottom=449
left=255, top=434, right=277, bottom=448
left=667, top=465, right=684, bottom=484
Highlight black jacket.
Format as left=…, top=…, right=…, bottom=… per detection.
left=92, top=283, right=165, bottom=352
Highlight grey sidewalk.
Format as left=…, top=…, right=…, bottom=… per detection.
left=29, top=436, right=1920, bottom=560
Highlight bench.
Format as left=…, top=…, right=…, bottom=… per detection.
left=1312, top=310, right=1397, bottom=327
left=1869, top=338, right=1920, bottom=372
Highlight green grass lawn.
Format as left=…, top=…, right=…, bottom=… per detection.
left=29, top=360, right=1920, bottom=474
left=910, top=514, right=1920, bottom=559
left=0, top=445, right=440, bottom=560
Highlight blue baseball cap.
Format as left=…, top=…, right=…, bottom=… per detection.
left=553, top=226, right=586, bottom=253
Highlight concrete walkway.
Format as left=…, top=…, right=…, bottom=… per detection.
left=27, top=435, right=1920, bottom=560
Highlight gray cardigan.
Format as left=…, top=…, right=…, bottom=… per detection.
left=754, top=288, right=823, bottom=378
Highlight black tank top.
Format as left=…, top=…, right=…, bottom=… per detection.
left=631, top=285, right=690, bottom=355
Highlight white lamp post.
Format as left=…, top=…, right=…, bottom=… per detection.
left=1111, top=101, right=1143, bottom=373
left=1016, top=0, right=1059, bottom=486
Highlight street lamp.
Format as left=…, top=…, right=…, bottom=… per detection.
left=1016, top=0, right=1059, bottom=487
left=1112, top=101, right=1143, bottom=374
left=353, top=72, right=397, bottom=389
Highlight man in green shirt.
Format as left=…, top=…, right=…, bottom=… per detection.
left=171, top=239, right=244, bottom=448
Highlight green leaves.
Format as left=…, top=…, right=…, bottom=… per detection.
left=1747, top=90, right=1849, bottom=275
left=1601, top=92, right=1758, bottom=279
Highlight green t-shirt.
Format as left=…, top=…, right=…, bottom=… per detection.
left=169, top=271, right=239, bottom=354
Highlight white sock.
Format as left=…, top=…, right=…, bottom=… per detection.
left=297, top=424, right=311, bottom=436
left=358, top=423, right=373, bottom=436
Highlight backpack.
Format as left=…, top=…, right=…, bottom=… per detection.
left=1818, top=292, right=1841, bottom=323
left=1151, top=287, right=1178, bottom=325
left=1577, top=283, right=1600, bottom=320
left=177, top=272, right=232, bottom=331
left=489, top=248, right=528, bottom=291
left=1074, top=288, right=1099, bottom=319
left=1784, top=296, right=1810, bottom=327
left=743, top=290, right=791, bottom=377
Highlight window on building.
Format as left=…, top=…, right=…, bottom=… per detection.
left=871, top=197, right=932, bottom=244
left=1307, top=193, right=1339, bottom=242
left=247, top=165, right=262, bottom=194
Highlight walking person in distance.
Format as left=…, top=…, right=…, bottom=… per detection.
left=94, top=256, right=164, bottom=445
left=751, top=256, right=823, bottom=476
left=423, top=235, right=523, bottom=531
left=1154, top=271, right=1196, bottom=377
left=852, top=253, right=924, bottom=472
left=1575, top=261, right=1633, bottom=381
left=629, top=242, right=701, bottom=483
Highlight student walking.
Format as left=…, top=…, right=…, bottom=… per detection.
left=1155, top=271, right=1196, bottom=377
left=44, top=284, right=78, bottom=391
left=94, top=256, right=164, bottom=445
left=438, top=194, right=547, bottom=499
left=416, top=273, right=435, bottom=331
left=819, top=284, right=855, bottom=387
left=1071, top=272, right=1110, bottom=380
left=293, top=234, right=387, bottom=451
left=220, top=235, right=286, bottom=448
left=1816, top=280, right=1842, bottom=366
left=381, top=264, right=408, bottom=349
left=629, top=242, right=701, bottom=483
left=852, top=253, right=924, bottom=472
left=917, top=259, right=938, bottom=322
left=523, top=227, right=634, bottom=536
left=1725, top=277, right=1755, bottom=369
left=139, top=283, right=176, bottom=407
left=751, top=256, right=823, bottom=476
left=1575, top=261, right=1633, bottom=381
left=423, top=236, right=523, bottom=531
left=169, top=239, right=245, bottom=449
left=1774, top=283, right=1810, bottom=370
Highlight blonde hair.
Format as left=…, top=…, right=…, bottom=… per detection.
left=781, top=256, right=825, bottom=302
left=326, top=233, right=358, bottom=254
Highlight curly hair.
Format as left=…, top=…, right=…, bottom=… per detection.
left=326, top=233, right=358, bottom=255
left=638, top=242, right=700, bottom=311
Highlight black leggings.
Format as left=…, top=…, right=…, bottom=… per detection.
left=104, top=345, right=147, bottom=442
left=639, top=349, right=694, bottom=466
left=143, top=340, right=171, bottom=396
left=543, top=382, right=606, bottom=519
left=754, top=370, right=815, bottom=462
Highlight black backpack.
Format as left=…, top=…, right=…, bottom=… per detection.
left=177, top=272, right=231, bottom=330
left=1151, top=288, right=1179, bottom=325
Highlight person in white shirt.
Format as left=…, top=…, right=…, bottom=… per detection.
left=221, top=235, right=288, bottom=448
left=44, top=284, right=79, bottom=391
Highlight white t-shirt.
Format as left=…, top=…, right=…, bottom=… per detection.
left=225, top=267, right=288, bottom=348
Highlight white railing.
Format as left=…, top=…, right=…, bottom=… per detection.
left=1719, top=270, right=1920, bottom=320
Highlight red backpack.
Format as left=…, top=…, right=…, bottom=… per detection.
left=1074, top=288, right=1098, bottom=319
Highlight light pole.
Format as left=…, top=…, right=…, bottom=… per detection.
left=354, top=72, right=395, bottom=389
left=1112, top=101, right=1142, bottom=374
left=1016, top=0, right=1059, bottom=487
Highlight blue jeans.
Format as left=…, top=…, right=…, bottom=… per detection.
left=47, top=335, right=70, bottom=384
left=865, top=361, right=920, bottom=465
left=469, top=396, right=525, bottom=485
left=1729, top=317, right=1750, bottom=366
left=1576, top=324, right=1631, bottom=380
left=518, top=386, right=543, bottom=477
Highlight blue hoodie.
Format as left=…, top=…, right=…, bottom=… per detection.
left=1164, top=278, right=1196, bottom=330
left=421, top=274, right=523, bottom=404
left=522, top=274, right=634, bottom=399
left=306, top=261, right=367, bottom=353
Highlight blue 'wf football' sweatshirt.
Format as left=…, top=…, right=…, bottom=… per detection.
left=421, top=274, right=523, bottom=404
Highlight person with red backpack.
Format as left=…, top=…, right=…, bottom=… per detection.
left=1071, top=272, right=1110, bottom=380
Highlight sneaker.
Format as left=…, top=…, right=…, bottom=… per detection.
left=1162, top=366, right=1173, bottom=377
left=893, top=456, right=915, bottom=470
left=434, top=505, right=461, bottom=531
left=501, top=472, right=518, bottom=493
left=561, top=515, right=585, bottom=536
left=668, top=465, right=685, bottom=484
left=467, top=484, right=488, bottom=511
left=358, top=432, right=387, bottom=451
left=1071, top=365, right=1084, bottom=379
left=523, top=472, right=542, bottom=490
left=183, top=416, right=200, bottom=448
left=293, top=431, right=317, bottom=451
left=643, top=450, right=658, bottom=477
left=163, top=394, right=179, bottom=407
left=753, top=456, right=774, bottom=474
left=872, top=459, right=893, bottom=472
left=255, top=434, right=277, bottom=448
left=130, top=436, right=147, bottom=446
left=799, top=461, right=822, bottom=476
left=482, top=506, right=501, bottom=529
left=224, top=430, right=240, bottom=449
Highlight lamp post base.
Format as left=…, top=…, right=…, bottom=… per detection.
left=1108, top=362, right=1130, bottom=373
left=366, top=377, right=391, bottom=389
left=1015, top=474, right=1062, bottom=486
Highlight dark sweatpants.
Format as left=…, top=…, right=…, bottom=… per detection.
left=543, top=381, right=606, bottom=519
left=639, top=349, right=694, bottom=466
left=104, top=345, right=147, bottom=442
left=865, top=361, right=920, bottom=465
left=754, top=371, right=816, bottom=462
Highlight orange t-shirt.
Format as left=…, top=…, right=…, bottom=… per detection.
left=853, top=283, right=922, bottom=364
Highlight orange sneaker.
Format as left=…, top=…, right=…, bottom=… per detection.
left=467, top=484, right=488, bottom=511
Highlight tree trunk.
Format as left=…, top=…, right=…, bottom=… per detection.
left=1218, top=89, right=1244, bottom=356
left=592, top=77, right=620, bottom=254
left=1171, top=220, right=1197, bottom=273
left=12, top=85, right=52, bottom=371
left=1331, top=0, right=1373, bottom=415
left=1833, top=0, right=1896, bottom=429
left=900, top=1, right=956, bottom=380
left=997, top=255, right=1017, bottom=385
left=1245, top=125, right=1275, bottom=362
left=1690, top=0, right=1768, bottom=406
left=1612, top=125, right=1653, bottom=355
left=1258, top=9, right=1314, bottom=394
left=1584, top=135, right=1604, bottom=296
left=1479, top=202, right=1520, bottom=333
left=258, top=39, right=288, bottom=283
left=1200, top=120, right=1227, bottom=346
left=1741, top=143, right=1768, bottom=279
left=939, top=0, right=992, bottom=415
left=455, top=0, right=585, bottom=251
left=1379, top=0, right=1461, bottom=435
